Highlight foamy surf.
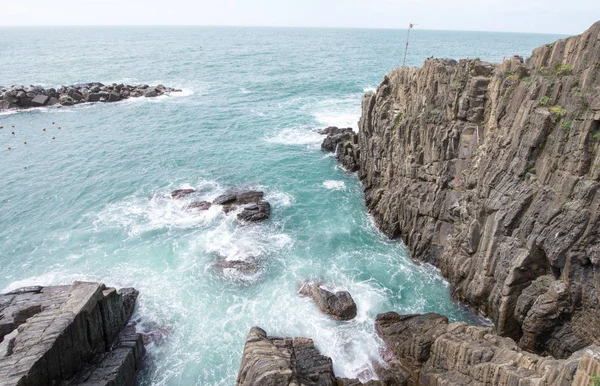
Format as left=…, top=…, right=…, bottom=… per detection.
left=323, top=180, right=346, bottom=190
left=265, top=127, right=323, bottom=146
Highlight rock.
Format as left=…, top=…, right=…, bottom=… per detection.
left=214, top=258, right=259, bottom=276
left=0, top=282, right=144, bottom=386
left=171, top=188, right=195, bottom=199
left=236, top=327, right=336, bottom=386
left=212, top=193, right=238, bottom=205
left=47, top=97, right=59, bottom=106
left=59, top=95, right=74, bottom=106
left=374, top=311, right=600, bottom=386
left=237, top=201, right=271, bottom=222
left=299, top=282, right=357, bottom=320
left=186, top=201, right=211, bottom=211
left=320, top=127, right=354, bottom=152
left=108, top=91, right=121, bottom=102
left=30, top=94, right=49, bottom=107
left=144, top=88, right=158, bottom=98
left=352, top=20, right=600, bottom=358
left=0, top=101, right=11, bottom=110
left=87, top=92, right=102, bottom=102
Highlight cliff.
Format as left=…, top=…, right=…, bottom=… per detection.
left=338, top=21, right=600, bottom=359
left=0, top=282, right=144, bottom=386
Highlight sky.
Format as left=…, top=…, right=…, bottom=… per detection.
left=0, top=0, right=598, bottom=34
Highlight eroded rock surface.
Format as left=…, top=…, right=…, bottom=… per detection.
left=0, top=282, right=144, bottom=386
left=375, top=312, right=600, bottom=386
left=236, top=327, right=336, bottom=386
left=343, top=21, right=600, bottom=358
left=320, top=126, right=360, bottom=172
left=0, top=83, right=181, bottom=110
left=298, top=282, right=357, bottom=321
left=212, top=190, right=271, bottom=222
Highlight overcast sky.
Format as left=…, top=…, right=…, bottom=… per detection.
left=1, top=0, right=598, bottom=34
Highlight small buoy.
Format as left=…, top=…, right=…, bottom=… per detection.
left=52, top=122, right=55, bottom=124
left=58, top=126, right=61, bottom=129
left=52, top=136, right=55, bottom=140
left=12, top=125, right=15, bottom=128
left=24, top=141, right=27, bottom=145
left=7, top=146, right=11, bottom=150
left=43, top=128, right=46, bottom=131
left=11, top=132, right=15, bottom=135
left=0, top=125, right=3, bottom=129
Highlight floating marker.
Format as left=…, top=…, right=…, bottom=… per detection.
left=12, top=132, right=15, bottom=135
left=52, top=136, right=55, bottom=140
left=52, top=122, right=55, bottom=124
left=7, top=146, right=11, bottom=150
left=43, top=128, right=46, bottom=131
left=58, top=126, right=61, bottom=129
left=24, top=141, right=27, bottom=144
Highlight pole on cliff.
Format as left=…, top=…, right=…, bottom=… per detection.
left=402, top=23, right=416, bottom=67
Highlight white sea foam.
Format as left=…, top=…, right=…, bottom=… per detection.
left=363, top=86, right=376, bottom=93
left=239, top=88, right=252, bottom=94
left=311, top=97, right=361, bottom=129
left=323, top=180, right=346, bottom=191
left=265, top=127, right=323, bottom=146
left=265, top=191, right=295, bottom=208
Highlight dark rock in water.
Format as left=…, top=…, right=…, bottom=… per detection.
left=0, top=101, right=11, bottom=110
left=144, top=88, right=158, bottom=98
left=212, top=193, right=237, bottom=205
left=299, top=282, right=357, bottom=320
left=0, top=282, right=144, bottom=386
left=186, top=201, right=212, bottom=211
left=47, top=97, right=59, bottom=106
left=320, top=127, right=354, bottom=152
left=171, top=188, right=195, bottom=199
left=236, top=327, right=336, bottom=386
left=214, top=258, right=259, bottom=276
left=87, top=92, right=102, bottom=102
left=31, top=94, right=49, bottom=107
left=59, top=95, right=74, bottom=106
left=237, top=201, right=270, bottom=222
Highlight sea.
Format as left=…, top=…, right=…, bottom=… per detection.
left=0, top=26, right=566, bottom=385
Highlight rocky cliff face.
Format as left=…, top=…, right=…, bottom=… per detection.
left=0, top=282, right=144, bottom=386
left=343, top=21, right=600, bottom=359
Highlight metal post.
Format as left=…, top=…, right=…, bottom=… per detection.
left=403, top=23, right=415, bottom=67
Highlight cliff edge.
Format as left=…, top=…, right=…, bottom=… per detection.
left=340, top=21, right=600, bottom=359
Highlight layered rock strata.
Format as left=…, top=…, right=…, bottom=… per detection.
left=338, top=21, right=600, bottom=358
left=0, top=282, right=144, bottom=386
left=298, top=282, right=357, bottom=321
left=0, top=82, right=181, bottom=110
left=375, top=312, right=600, bottom=385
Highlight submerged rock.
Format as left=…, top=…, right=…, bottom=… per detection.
left=186, top=201, right=212, bottom=211
left=299, top=282, right=357, bottom=321
left=237, top=201, right=271, bottom=222
left=171, top=188, right=196, bottom=199
left=214, top=258, right=260, bottom=276
left=236, top=327, right=336, bottom=386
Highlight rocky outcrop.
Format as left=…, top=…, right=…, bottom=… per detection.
left=375, top=312, right=600, bottom=385
left=213, top=190, right=271, bottom=222
left=342, top=21, right=600, bottom=358
left=236, top=327, right=336, bottom=386
left=0, top=282, right=144, bottom=386
left=0, top=82, right=181, bottom=110
left=298, top=282, right=357, bottom=321
left=320, top=127, right=360, bottom=172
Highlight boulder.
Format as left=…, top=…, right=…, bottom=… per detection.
left=171, top=189, right=195, bottom=199
left=87, top=93, right=102, bottom=102
left=236, top=327, right=336, bottom=386
left=59, top=95, right=74, bottom=106
left=144, top=88, right=158, bottom=98
left=214, top=258, right=259, bottom=276
left=31, top=94, right=50, bottom=107
left=319, top=127, right=354, bottom=152
left=108, top=92, right=121, bottom=102
left=47, top=97, right=59, bottom=106
left=237, top=201, right=271, bottom=222
left=299, top=282, right=357, bottom=320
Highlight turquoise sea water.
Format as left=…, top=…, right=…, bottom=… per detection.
left=0, top=27, right=566, bottom=385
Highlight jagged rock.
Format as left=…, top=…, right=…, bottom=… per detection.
left=144, top=88, right=158, bottom=97
left=186, top=201, right=212, bottom=211
left=237, top=201, right=271, bottom=222
left=319, top=127, right=360, bottom=172
left=236, top=327, right=336, bottom=386
left=299, top=282, right=357, bottom=320
left=352, top=21, right=600, bottom=358
left=214, top=258, right=259, bottom=276
left=171, top=188, right=195, bottom=199
left=375, top=312, right=600, bottom=385
left=320, top=126, right=354, bottom=152
left=0, top=282, right=144, bottom=386
left=108, top=91, right=121, bottom=102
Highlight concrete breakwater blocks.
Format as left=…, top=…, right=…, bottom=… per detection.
left=0, top=281, right=144, bottom=386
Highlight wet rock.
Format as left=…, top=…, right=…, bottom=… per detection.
left=144, top=88, right=158, bottom=98
left=214, top=258, right=260, bottom=276
left=236, top=327, right=336, bottom=386
left=186, top=201, right=212, bottom=211
left=320, top=126, right=354, bottom=152
left=171, top=188, right=196, bottom=199
left=108, top=91, right=121, bottom=102
left=299, top=282, right=357, bottom=320
left=237, top=201, right=271, bottom=222
left=213, top=193, right=238, bottom=205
